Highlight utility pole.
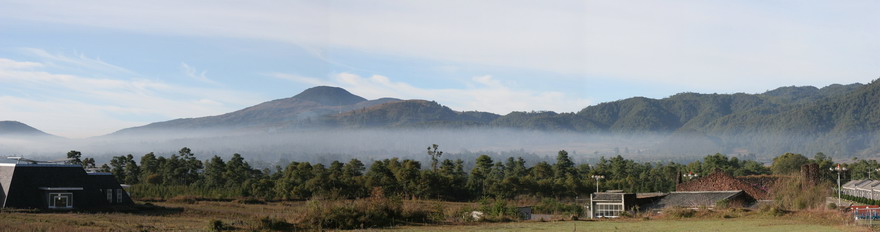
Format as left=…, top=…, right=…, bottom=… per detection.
left=591, top=175, right=605, bottom=193
left=830, top=164, right=848, bottom=207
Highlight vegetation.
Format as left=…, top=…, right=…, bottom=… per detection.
left=74, top=147, right=847, bottom=204
left=0, top=200, right=863, bottom=232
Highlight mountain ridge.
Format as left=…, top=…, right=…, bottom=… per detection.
left=9, top=81, right=877, bottom=156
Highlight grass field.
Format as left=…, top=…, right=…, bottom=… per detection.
left=0, top=200, right=871, bottom=231
left=387, top=217, right=866, bottom=232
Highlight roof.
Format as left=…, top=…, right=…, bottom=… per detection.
left=843, top=180, right=880, bottom=190
left=592, top=192, right=627, bottom=201
left=636, top=192, right=668, bottom=199
left=0, top=163, right=82, bottom=168
left=650, top=191, right=744, bottom=209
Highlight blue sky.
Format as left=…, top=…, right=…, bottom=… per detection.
left=0, top=0, right=877, bottom=138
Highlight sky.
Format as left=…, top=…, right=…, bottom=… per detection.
left=0, top=0, right=878, bottom=138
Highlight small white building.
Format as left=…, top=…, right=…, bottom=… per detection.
left=590, top=190, right=636, bottom=218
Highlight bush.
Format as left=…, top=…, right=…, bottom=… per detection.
left=234, top=198, right=265, bottom=205
left=759, top=205, right=787, bottom=217
left=663, top=207, right=696, bottom=218
left=534, top=198, right=583, bottom=216
left=477, top=198, right=520, bottom=222
left=256, top=217, right=291, bottom=231
left=208, top=219, right=227, bottom=231
left=827, top=203, right=837, bottom=210
left=715, top=199, right=729, bottom=210
left=296, top=187, right=442, bottom=230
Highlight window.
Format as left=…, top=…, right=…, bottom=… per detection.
left=48, top=193, right=73, bottom=209
left=106, top=189, right=113, bottom=203
left=116, top=189, right=124, bottom=203
left=595, top=203, right=623, bottom=217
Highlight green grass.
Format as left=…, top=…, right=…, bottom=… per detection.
left=385, top=217, right=866, bottom=232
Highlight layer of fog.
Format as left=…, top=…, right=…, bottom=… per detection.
left=0, top=128, right=840, bottom=167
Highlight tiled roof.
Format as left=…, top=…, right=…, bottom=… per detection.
left=649, top=191, right=743, bottom=209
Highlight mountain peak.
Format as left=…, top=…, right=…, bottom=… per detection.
left=292, top=86, right=367, bottom=106
left=0, top=121, right=52, bottom=136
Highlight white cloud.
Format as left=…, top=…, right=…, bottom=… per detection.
left=1, top=1, right=876, bottom=92
left=180, top=62, right=218, bottom=84
left=0, top=58, right=43, bottom=69
left=0, top=56, right=263, bottom=138
left=279, top=72, right=591, bottom=114
left=20, top=48, right=134, bottom=75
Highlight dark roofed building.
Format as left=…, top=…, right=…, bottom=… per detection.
left=676, top=171, right=785, bottom=200
left=0, top=163, right=132, bottom=210
left=645, top=191, right=755, bottom=211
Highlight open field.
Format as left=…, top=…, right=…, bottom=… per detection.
left=0, top=200, right=871, bottom=232
left=387, top=217, right=867, bottom=232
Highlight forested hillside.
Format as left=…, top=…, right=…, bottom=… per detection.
left=81, top=80, right=880, bottom=157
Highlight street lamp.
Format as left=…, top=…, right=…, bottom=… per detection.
left=830, top=164, right=848, bottom=207
left=682, top=171, right=699, bottom=180
left=591, top=175, right=605, bottom=192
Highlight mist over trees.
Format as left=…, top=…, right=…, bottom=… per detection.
left=94, top=147, right=843, bottom=202
left=3, top=81, right=880, bottom=162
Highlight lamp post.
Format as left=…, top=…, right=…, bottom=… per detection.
left=591, top=175, right=605, bottom=192
left=682, top=172, right=699, bottom=180
left=830, top=164, right=848, bottom=207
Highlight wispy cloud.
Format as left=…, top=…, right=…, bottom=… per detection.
left=19, top=48, right=134, bottom=75
left=275, top=72, right=591, bottom=114
left=1, top=1, right=876, bottom=91
left=0, top=55, right=263, bottom=138
left=180, top=62, right=218, bottom=85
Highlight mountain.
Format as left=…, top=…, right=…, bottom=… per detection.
left=108, top=81, right=880, bottom=156
left=113, top=86, right=400, bottom=134
left=0, top=121, right=53, bottom=137
left=323, top=100, right=500, bottom=128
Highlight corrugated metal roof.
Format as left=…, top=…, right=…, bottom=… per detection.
left=593, top=193, right=625, bottom=201
left=650, top=191, right=743, bottom=209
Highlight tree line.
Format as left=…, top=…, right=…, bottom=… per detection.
left=64, top=147, right=839, bottom=201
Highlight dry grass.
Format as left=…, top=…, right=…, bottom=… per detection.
left=0, top=200, right=869, bottom=232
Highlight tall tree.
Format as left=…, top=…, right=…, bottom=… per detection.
left=204, top=156, right=227, bottom=188
left=66, top=150, right=83, bottom=166
left=427, top=144, right=443, bottom=171
left=771, top=153, right=810, bottom=174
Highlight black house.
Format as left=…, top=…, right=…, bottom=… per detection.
left=0, top=163, right=132, bottom=210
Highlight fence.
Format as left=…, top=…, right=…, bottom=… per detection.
left=852, top=206, right=880, bottom=226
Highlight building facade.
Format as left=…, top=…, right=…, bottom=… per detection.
left=0, top=163, right=132, bottom=210
left=842, top=180, right=880, bottom=200
left=590, top=191, right=636, bottom=218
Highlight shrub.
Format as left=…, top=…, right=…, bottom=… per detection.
left=477, top=198, right=520, bottom=222
left=256, top=217, right=291, bottom=231
left=233, top=198, right=265, bottom=205
left=715, top=199, right=729, bottom=210
left=827, top=203, right=837, bottom=210
left=208, top=219, right=226, bottom=231
left=663, top=207, right=696, bottom=218
left=296, top=187, right=442, bottom=230
left=534, top=198, right=583, bottom=216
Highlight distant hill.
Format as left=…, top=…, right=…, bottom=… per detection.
left=108, top=81, right=880, bottom=156
left=323, top=100, right=500, bottom=128
left=0, top=121, right=54, bottom=137
left=112, top=86, right=400, bottom=134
